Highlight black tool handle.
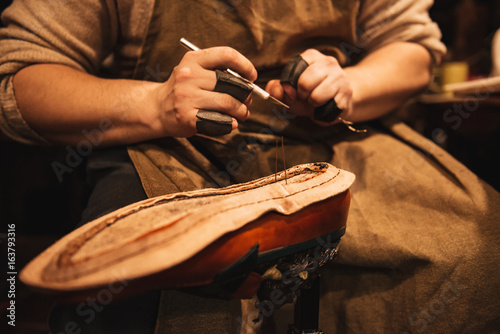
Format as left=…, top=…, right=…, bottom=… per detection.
left=280, top=55, right=343, bottom=123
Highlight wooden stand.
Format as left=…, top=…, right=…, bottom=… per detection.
left=288, top=276, right=324, bottom=334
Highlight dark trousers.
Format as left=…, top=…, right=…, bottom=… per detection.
left=48, top=147, right=160, bottom=334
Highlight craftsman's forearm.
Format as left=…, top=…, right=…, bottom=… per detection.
left=345, top=42, right=433, bottom=122
left=13, top=64, right=162, bottom=146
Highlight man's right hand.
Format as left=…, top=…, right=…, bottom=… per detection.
left=13, top=47, right=257, bottom=146
left=151, top=47, right=257, bottom=138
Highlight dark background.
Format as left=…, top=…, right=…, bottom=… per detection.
left=1, top=0, right=499, bottom=333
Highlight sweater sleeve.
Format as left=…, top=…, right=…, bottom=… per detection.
left=357, top=0, right=447, bottom=65
left=0, top=0, right=118, bottom=145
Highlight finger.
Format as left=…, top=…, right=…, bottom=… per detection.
left=179, top=107, right=239, bottom=137
left=300, top=48, right=334, bottom=66
left=166, top=107, right=200, bottom=138
left=295, top=63, right=328, bottom=101
left=185, top=69, right=253, bottom=103
left=194, top=90, right=250, bottom=121
left=171, top=65, right=218, bottom=92
left=265, top=80, right=284, bottom=101
left=266, top=79, right=297, bottom=106
left=282, top=83, right=297, bottom=105
left=307, top=77, right=342, bottom=107
left=170, top=68, right=251, bottom=123
left=212, top=70, right=253, bottom=103
left=195, top=110, right=237, bottom=136
left=243, top=93, right=253, bottom=107
left=297, top=49, right=342, bottom=100
left=192, top=47, right=258, bottom=82
left=331, top=91, right=352, bottom=111
left=195, top=112, right=239, bottom=134
left=307, top=67, right=352, bottom=105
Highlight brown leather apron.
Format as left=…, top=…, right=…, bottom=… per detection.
left=128, top=0, right=361, bottom=198
left=124, top=1, right=500, bottom=333
left=127, top=1, right=362, bottom=332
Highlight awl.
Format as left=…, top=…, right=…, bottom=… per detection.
left=180, top=38, right=289, bottom=109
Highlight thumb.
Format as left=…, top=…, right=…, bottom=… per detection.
left=282, top=83, right=296, bottom=105
left=265, top=80, right=296, bottom=105
left=265, top=80, right=284, bottom=100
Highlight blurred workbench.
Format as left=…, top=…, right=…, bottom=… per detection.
left=397, top=77, right=500, bottom=191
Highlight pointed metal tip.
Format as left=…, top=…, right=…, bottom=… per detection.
left=268, top=96, right=289, bottom=109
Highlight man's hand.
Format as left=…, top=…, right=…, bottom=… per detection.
left=266, top=42, right=433, bottom=127
left=152, top=47, right=257, bottom=138
left=14, top=47, right=257, bottom=145
left=266, top=49, right=353, bottom=126
left=13, top=42, right=430, bottom=145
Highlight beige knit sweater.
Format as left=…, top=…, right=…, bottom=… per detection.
left=0, top=0, right=446, bottom=145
